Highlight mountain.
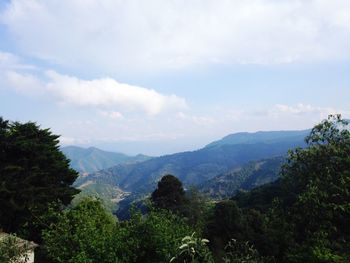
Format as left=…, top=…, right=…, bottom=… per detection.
left=61, top=146, right=151, bottom=174
left=198, top=156, right=284, bottom=199
left=75, top=129, right=308, bottom=194
left=206, top=130, right=309, bottom=148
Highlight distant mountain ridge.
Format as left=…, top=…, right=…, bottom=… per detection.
left=61, top=146, right=151, bottom=174
left=206, top=130, right=310, bottom=148
left=74, top=129, right=308, bottom=194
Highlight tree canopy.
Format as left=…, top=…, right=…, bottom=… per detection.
left=280, top=114, right=350, bottom=262
left=0, top=117, right=79, bottom=241
left=151, top=174, right=188, bottom=214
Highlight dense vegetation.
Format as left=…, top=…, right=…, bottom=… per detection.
left=0, top=118, right=79, bottom=243
left=1, top=115, right=349, bottom=262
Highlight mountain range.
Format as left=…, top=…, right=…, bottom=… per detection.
left=61, top=146, right=151, bottom=174
left=72, top=129, right=308, bottom=196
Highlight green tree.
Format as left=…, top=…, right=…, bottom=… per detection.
left=0, top=118, right=79, bottom=241
left=151, top=174, right=188, bottom=214
left=205, top=200, right=245, bottom=260
left=121, top=208, right=193, bottom=263
left=281, top=115, right=350, bottom=262
left=42, top=198, right=118, bottom=263
left=183, top=187, right=211, bottom=231
left=222, top=239, right=263, bottom=263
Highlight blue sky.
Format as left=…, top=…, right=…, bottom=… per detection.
left=1, top=0, right=350, bottom=155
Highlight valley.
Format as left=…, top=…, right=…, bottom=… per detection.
left=68, top=129, right=308, bottom=213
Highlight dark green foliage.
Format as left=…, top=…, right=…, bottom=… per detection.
left=0, top=118, right=79, bottom=241
left=182, top=187, right=212, bottom=231
left=115, top=193, right=149, bottom=220
left=232, top=180, right=284, bottom=211
left=205, top=200, right=245, bottom=259
left=227, top=115, right=350, bottom=262
left=222, top=239, right=263, bottom=263
left=151, top=174, right=188, bottom=214
left=204, top=201, right=273, bottom=261
left=280, top=115, right=350, bottom=262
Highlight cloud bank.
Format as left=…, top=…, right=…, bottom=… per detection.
left=3, top=68, right=187, bottom=115
left=1, top=0, right=350, bottom=72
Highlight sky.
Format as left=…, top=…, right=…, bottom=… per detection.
left=1, top=0, right=350, bottom=156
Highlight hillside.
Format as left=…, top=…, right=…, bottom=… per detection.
left=75, top=130, right=307, bottom=193
left=199, top=156, right=284, bottom=199
left=61, top=146, right=151, bottom=174
left=72, top=182, right=129, bottom=213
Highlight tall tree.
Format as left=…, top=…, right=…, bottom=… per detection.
left=0, top=118, right=79, bottom=241
left=151, top=174, right=187, bottom=214
left=281, top=114, right=350, bottom=262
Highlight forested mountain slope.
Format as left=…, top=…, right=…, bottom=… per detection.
left=62, top=146, right=150, bottom=174
left=75, top=130, right=306, bottom=193
left=199, top=156, right=284, bottom=199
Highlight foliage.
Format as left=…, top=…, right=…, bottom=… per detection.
left=204, top=115, right=350, bottom=262
left=280, top=115, right=350, bottom=261
left=0, top=234, right=30, bottom=263
left=232, top=180, right=284, bottom=212
left=43, top=197, right=195, bottom=263
left=224, top=115, right=350, bottom=262
left=205, top=200, right=245, bottom=258
left=42, top=198, right=118, bottom=263
left=170, top=232, right=214, bottom=263
left=151, top=174, right=188, bottom=215
left=2, top=115, right=350, bottom=263
left=0, top=118, right=79, bottom=241
left=222, top=239, right=263, bottom=263
left=119, top=208, right=194, bottom=263
left=115, top=193, right=149, bottom=220
left=183, top=187, right=212, bottom=232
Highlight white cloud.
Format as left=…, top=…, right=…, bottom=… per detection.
left=5, top=69, right=187, bottom=115
left=0, top=51, right=36, bottom=70
left=1, top=0, right=350, bottom=73
left=100, top=110, right=124, bottom=120
left=4, top=70, right=45, bottom=95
